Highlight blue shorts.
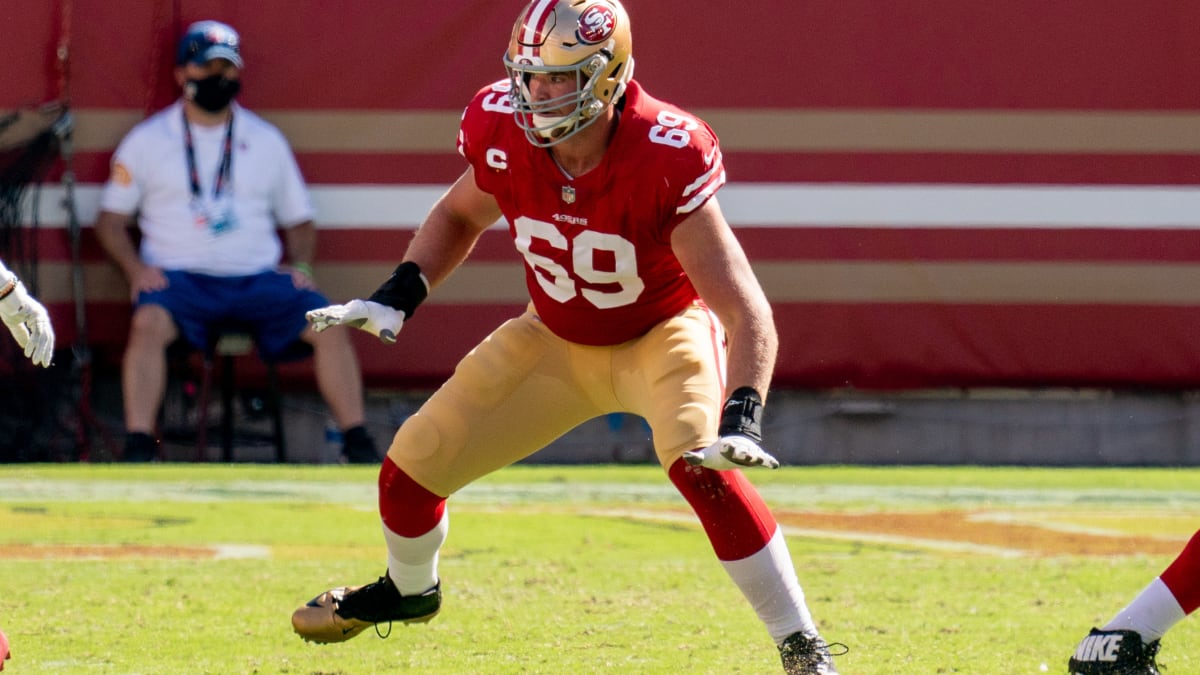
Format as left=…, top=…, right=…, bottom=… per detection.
left=137, top=270, right=330, bottom=362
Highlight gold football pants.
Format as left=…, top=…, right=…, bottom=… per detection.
left=387, top=303, right=725, bottom=496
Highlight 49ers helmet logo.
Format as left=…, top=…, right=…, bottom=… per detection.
left=577, top=5, right=616, bottom=44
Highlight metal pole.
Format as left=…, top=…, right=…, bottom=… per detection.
left=55, top=111, right=114, bottom=460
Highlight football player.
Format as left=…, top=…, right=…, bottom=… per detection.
left=0, top=258, right=54, bottom=367
left=292, top=1, right=841, bottom=672
left=1068, top=528, right=1200, bottom=674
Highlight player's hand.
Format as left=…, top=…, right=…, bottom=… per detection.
left=682, top=386, right=780, bottom=470
left=683, top=435, right=780, bottom=470
left=306, top=299, right=405, bottom=344
left=0, top=280, right=55, bottom=367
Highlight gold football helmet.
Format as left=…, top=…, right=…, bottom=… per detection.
left=503, top=0, right=634, bottom=147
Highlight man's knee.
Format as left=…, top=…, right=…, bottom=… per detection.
left=128, top=305, right=177, bottom=349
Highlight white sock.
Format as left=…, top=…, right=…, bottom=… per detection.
left=382, top=510, right=449, bottom=595
left=721, top=527, right=817, bottom=644
left=1104, top=577, right=1187, bottom=642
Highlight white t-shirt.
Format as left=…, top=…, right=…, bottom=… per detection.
left=99, top=101, right=315, bottom=276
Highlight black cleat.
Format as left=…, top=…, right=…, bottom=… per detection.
left=291, top=574, right=440, bottom=643
left=779, top=631, right=843, bottom=674
left=1068, top=627, right=1161, bottom=674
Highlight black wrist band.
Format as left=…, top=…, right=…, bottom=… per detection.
left=367, top=261, right=428, bottom=318
left=718, top=386, right=764, bottom=442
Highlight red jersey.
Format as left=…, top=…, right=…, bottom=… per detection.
left=458, top=79, right=726, bottom=346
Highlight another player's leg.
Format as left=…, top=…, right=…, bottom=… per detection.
left=668, top=460, right=840, bottom=674
left=1068, top=528, right=1200, bottom=674
left=291, top=457, right=446, bottom=643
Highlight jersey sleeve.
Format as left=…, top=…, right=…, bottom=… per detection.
left=265, top=126, right=316, bottom=228
left=661, top=116, right=726, bottom=235
left=98, top=127, right=146, bottom=216
left=457, top=79, right=516, bottom=196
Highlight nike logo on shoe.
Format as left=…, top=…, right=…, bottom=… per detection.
left=1073, top=632, right=1123, bottom=662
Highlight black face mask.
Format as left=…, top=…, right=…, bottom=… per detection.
left=186, top=74, right=242, bottom=113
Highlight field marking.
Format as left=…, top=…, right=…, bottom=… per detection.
left=965, top=511, right=1194, bottom=539
left=0, top=543, right=270, bottom=560
left=212, top=544, right=272, bottom=560
left=576, top=507, right=1029, bottom=557
left=3, top=477, right=1195, bottom=560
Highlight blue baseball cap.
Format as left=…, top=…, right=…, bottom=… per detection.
left=176, top=20, right=243, bottom=68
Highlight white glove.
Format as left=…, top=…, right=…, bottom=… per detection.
left=306, top=299, right=405, bottom=344
left=683, top=435, right=780, bottom=470
left=0, top=279, right=55, bottom=367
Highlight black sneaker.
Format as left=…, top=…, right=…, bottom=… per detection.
left=123, top=432, right=159, bottom=462
left=779, top=631, right=842, bottom=675
left=341, top=425, right=381, bottom=464
left=291, top=574, right=440, bottom=643
left=1069, top=628, right=1161, bottom=674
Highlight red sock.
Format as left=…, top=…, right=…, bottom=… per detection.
left=1160, top=529, right=1200, bottom=615
left=667, top=458, right=776, bottom=561
left=378, top=456, right=446, bottom=537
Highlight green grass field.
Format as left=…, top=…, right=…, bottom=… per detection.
left=1, top=463, right=1198, bottom=674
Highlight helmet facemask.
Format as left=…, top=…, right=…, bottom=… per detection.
left=505, top=52, right=626, bottom=146
left=503, top=0, right=634, bottom=148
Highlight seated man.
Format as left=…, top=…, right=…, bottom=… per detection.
left=95, top=20, right=377, bottom=463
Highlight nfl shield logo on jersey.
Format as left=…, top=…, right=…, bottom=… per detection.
left=561, top=185, right=576, bottom=204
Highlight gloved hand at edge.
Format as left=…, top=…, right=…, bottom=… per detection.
left=683, top=386, right=780, bottom=470
left=0, top=275, right=55, bottom=367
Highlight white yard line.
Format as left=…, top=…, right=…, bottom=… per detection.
left=572, top=507, right=1029, bottom=558
left=965, top=510, right=1193, bottom=540
left=211, top=544, right=271, bottom=560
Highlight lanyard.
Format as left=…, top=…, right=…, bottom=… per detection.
left=182, top=109, right=234, bottom=201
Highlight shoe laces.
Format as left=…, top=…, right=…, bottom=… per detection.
left=1127, top=634, right=1162, bottom=670
left=337, top=576, right=401, bottom=622
left=826, top=641, right=849, bottom=657
left=1143, top=640, right=1163, bottom=671
left=335, top=577, right=396, bottom=638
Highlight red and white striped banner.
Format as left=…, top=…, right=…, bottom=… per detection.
left=6, top=1, right=1200, bottom=387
